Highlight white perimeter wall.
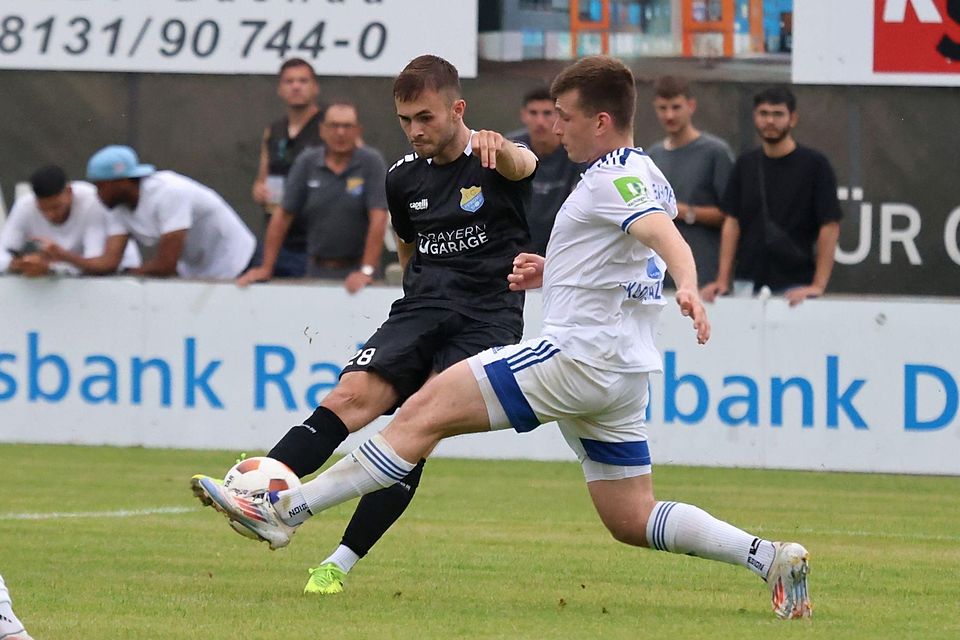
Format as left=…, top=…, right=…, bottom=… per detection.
left=1, top=278, right=958, bottom=475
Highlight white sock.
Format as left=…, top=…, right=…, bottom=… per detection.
left=278, top=434, right=415, bottom=523
left=324, top=544, right=361, bottom=573
left=646, top=501, right=776, bottom=579
left=271, top=486, right=313, bottom=526
left=0, top=579, right=27, bottom=638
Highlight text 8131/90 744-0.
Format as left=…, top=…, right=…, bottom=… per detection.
left=0, top=15, right=385, bottom=64
left=0, top=1, right=478, bottom=77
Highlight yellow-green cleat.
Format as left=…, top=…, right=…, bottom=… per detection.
left=304, top=562, right=346, bottom=595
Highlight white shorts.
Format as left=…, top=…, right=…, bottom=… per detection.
left=467, top=337, right=652, bottom=481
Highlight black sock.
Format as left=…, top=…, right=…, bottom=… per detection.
left=340, top=459, right=426, bottom=557
left=267, top=406, right=349, bottom=478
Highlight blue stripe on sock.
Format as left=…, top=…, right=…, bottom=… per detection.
left=357, top=443, right=397, bottom=480
left=358, top=441, right=407, bottom=481
left=364, top=440, right=409, bottom=476
left=511, top=347, right=560, bottom=373
left=655, top=501, right=677, bottom=551
left=483, top=358, right=540, bottom=433
left=652, top=502, right=666, bottom=550
left=579, top=438, right=651, bottom=466
left=653, top=502, right=673, bottom=551
left=360, top=441, right=408, bottom=479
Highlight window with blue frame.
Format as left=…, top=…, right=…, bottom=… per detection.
left=518, top=0, right=570, bottom=11
left=763, top=0, right=792, bottom=52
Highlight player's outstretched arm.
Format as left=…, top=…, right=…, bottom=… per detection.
left=470, top=130, right=537, bottom=181
left=628, top=213, right=710, bottom=345
left=507, top=252, right=544, bottom=291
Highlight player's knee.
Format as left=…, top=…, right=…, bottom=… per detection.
left=392, top=393, right=448, bottom=438
left=321, top=373, right=394, bottom=426
left=391, top=394, right=428, bottom=430
left=602, top=503, right=654, bottom=548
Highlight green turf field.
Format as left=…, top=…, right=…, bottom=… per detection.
left=1, top=444, right=958, bottom=639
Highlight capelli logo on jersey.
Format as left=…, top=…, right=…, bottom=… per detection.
left=875, top=0, right=960, bottom=72
left=409, top=198, right=429, bottom=211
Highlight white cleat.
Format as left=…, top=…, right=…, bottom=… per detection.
left=0, top=575, right=34, bottom=640
left=190, top=474, right=296, bottom=550
left=767, top=542, right=812, bottom=619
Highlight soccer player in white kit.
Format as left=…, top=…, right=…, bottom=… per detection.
left=196, top=56, right=812, bottom=619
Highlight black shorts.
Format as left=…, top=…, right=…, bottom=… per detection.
left=340, top=306, right=523, bottom=402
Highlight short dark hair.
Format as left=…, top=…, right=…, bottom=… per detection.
left=523, top=86, right=552, bottom=106
left=754, top=85, right=797, bottom=112
left=653, top=75, right=692, bottom=100
left=393, top=55, right=461, bottom=103
left=323, top=99, right=359, bottom=121
left=550, top=56, right=636, bottom=133
left=279, top=57, right=317, bottom=80
left=30, top=165, right=67, bottom=199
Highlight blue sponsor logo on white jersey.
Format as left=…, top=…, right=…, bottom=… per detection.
left=646, top=257, right=662, bottom=280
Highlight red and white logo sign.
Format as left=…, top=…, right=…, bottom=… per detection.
left=874, top=0, right=960, bottom=73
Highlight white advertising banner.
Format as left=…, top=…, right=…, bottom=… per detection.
left=1, top=278, right=958, bottom=475
left=793, top=0, right=960, bottom=86
left=0, top=0, right=478, bottom=77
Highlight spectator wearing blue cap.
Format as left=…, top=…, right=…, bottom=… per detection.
left=1, top=165, right=140, bottom=276
left=64, top=145, right=256, bottom=279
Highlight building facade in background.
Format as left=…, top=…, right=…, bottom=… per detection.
left=479, top=0, right=793, bottom=60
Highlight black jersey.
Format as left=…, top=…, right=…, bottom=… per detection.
left=387, top=146, right=532, bottom=326
left=266, top=109, right=325, bottom=176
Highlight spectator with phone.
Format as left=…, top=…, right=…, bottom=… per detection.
left=0, top=165, right=140, bottom=277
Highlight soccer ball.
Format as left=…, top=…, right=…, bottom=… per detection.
left=223, top=456, right=301, bottom=497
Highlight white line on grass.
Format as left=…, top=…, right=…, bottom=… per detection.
left=0, top=506, right=195, bottom=521
left=3, top=510, right=958, bottom=542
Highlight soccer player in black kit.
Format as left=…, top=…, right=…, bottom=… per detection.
left=192, top=54, right=538, bottom=594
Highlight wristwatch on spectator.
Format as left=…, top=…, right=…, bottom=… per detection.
left=360, top=264, right=375, bottom=277
left=683, top=205, right=696, bottom=225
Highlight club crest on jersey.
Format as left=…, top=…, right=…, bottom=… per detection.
left=346, top=177, right=365, bottom=196
left=459, top=186, right=484, bottom=213
left=613, top=176, right=648, bottom=206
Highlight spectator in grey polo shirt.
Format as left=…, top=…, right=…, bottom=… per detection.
left=239, top=101, right=388, bottom=293
left=647, top=76, right=735, bottom=287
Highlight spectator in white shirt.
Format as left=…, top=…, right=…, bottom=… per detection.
left=0, top=165, right=140, bottom=277
left=47, top=145, right=256, bottom=279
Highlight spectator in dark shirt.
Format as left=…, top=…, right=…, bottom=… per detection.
left=701, top=86, right=842, bottom=306
left=512, top=87, right=583, bottom=254
left=251, top=58, right=326, bottom=278
left=239, top=101, right=388, bottom=293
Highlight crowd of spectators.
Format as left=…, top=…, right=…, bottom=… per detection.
left=0, top=58, right=840, bottom=302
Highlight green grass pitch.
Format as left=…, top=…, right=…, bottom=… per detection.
left=1, top=443, right=958, bottom=639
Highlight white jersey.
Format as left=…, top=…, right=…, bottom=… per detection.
left=104, top=171, right=255, bottom=279
left=541, top=147, right=677, bottom=373
left=0, top=181, right=140, bottom=274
